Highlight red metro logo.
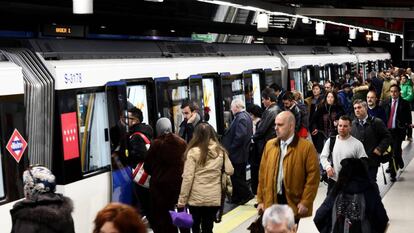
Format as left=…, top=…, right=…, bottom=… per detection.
left=6, top=129, right=28, bottom=163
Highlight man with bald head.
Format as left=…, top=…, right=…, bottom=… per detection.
left=257, top=111, right=320, bottom=225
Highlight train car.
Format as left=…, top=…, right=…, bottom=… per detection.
left=0, top=39, right=392, bottom=232
left=0, top=39, right=283, bottom=232
left=269, top=45, right=391, bottom=97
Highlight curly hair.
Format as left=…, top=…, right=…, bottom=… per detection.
left=93, top=203, right=146, bottom=233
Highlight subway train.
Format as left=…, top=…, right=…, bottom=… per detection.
left=0, top=39, right=391, bottom=232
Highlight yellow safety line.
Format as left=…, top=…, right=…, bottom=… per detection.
left=214, top=199, right=258, bottom=233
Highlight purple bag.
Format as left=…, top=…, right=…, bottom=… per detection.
left=169, top=207, right=193, bottom=228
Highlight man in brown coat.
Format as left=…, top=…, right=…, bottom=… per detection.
left=257, top=111, right=320, bottom=224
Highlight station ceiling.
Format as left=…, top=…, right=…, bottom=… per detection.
left=0, top=0, right=410, bottom=45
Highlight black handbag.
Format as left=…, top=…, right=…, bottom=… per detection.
left=247, top=213, right=264, bottom=233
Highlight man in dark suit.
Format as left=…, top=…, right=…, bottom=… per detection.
left=351, top=99, right=392, bottom=182
left=384, top=84, right=412, bottom=181
left=222, top=98, right=254, bottom=204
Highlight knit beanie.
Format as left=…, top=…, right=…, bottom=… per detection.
left=23, top=165, right=56, bottom=200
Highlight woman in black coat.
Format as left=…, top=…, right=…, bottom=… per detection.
left=144, top=118, right=187, bottom=233
left=10, top=165, right=75, bottom=233
left=310, top=91, right=345, bottom=153
left=313, top=158, right=389, bottom=233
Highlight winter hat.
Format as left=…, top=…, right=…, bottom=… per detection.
left=23, top=165, right=56, bottom=200
left=156, top=117, right=172, bottom=137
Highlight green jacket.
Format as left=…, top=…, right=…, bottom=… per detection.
left=400, top=81, right=414, bottom=102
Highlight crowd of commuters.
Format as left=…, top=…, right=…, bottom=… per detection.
left=11, top=66, right=414, bottom=233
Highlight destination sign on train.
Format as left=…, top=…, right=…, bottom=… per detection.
left=42, top=24, right=85, bottom=38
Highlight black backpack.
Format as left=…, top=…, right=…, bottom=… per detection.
left=320, top=136, right=336, bottom=183
left=331, top=193, right=371, bottom=233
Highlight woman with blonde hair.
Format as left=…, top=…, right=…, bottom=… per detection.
left=177, top=123, right=234, bottom=233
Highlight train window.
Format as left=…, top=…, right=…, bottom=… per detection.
left=0, top=152, right=4, bottom=198
left=77, top=92, right=111, bottom=173
left=221, top=74, right=244, bottom=130
left=127, top=85, right=149, bottom=124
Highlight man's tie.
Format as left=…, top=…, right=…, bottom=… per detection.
left=387, top=99, right=396, bottom=129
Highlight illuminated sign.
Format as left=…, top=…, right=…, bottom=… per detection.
left=42, top=24, right=85, bottom=38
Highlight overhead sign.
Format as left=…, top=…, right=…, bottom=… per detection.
left=6, top=129, right=27, bottom=163
left=42, top=24, right=85, bottom=38
left=61, top=112, right=80, bottom=161
left=191, top=33, right=215, bottom=43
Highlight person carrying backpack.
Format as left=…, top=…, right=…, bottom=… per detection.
left=351, top=99, right=392, bottom=183
left=313, top=158, right=389, bottom=233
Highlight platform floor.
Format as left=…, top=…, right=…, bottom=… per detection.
left=217, top=139, right=414, bottom=233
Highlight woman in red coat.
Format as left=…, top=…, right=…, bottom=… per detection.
left=144, top=118, right=187, bottom=233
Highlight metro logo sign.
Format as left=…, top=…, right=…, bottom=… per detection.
left=6, top=129, right=27, bottom=163
left=61, top=112, right=80, bottom=161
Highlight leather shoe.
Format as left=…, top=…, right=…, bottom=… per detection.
left=398, top=161, right=405, bottom=169
left=385, top=167, right=391, bottom=173
left=390, top=176, right=397, bottom=182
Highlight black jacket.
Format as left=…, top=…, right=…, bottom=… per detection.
left=252, top=103, right=281, bottom=156
left=128, top=123, right=154, bottom=167
left=351, top=116, right=392, bottom=164
left=10, top=193, right=75, bottom=233
left=314, top=179, right=388, bottom=233
left=222, top=111, right=253, bottom=164
left=384, top=97, right=412, bottom=139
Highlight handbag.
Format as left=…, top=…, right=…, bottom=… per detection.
left=169, top=207, right=193, bottom=228
left=131, top=131, right=151, bottom=188
left=132, top=162, right=150, bottom=188
left=221, top=153, right=233, bottom=200
left=215, top=153, right=233, bottom=223
left=247, top=213, right=264, bottom=233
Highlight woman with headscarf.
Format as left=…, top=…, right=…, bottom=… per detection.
left=10, top=165, right=75, bottom=233
left=144, top=118, right=187, bottom=233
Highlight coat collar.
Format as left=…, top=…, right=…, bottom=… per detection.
left=274, top=133, right=299, bottom=147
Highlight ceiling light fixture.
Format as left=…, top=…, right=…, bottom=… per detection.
left=315, top=22, right=325, bottom=35
left=301, top=17, right=310, bottom=24
left=196, top=0, right=402, bottom=41
left=349, top=28, right=357, bottom=40
left=257, top=13, right=269, bottom=32
left=373, top=31, right=379, bottom=41
left=73, top=0, right=93, bottom=14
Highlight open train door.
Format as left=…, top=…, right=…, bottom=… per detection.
left=105, top=81, right=132, bottom=205
left=124, top=78, right=156, bottom=130
left=243, top=70, right=265, bottom=109
left=218, top=73, right=245, bottom=135
left=189, top=74, right=220, bottom=132
left=154, top=77, right=189, bottom=134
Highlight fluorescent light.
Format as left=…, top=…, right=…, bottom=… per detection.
left=257, top=13, right=269, bottom=32
left=144, top=0, right=164, bottom=2
left=315, top=22, right=325, bottom=35
left=301, top=17, right=310, bottom=24
left=197, top=0, right=402, bottom=40
left=73, top=0, right=93, bottom=14
left=390, top=34, right=396, bottom=43
left=373, top=31, right=379, bottom=41
left=349, top=28, right=356, bottom=40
